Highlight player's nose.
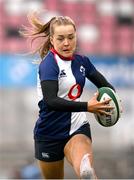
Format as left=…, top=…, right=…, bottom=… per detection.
left=64, top=38, right=69, bottom=45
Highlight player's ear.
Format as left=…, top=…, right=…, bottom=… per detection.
left=50, top=36, right=54, bottom=46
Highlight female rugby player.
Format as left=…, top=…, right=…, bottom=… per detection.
left=21, top=13, right=114, bottom=179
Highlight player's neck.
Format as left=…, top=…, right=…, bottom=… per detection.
left=50, top=48, right=74, bottom=61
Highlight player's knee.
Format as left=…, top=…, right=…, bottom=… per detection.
left=80, top=153, right=96, bottom=179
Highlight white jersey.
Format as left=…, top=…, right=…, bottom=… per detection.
left=34, top=49, right=96, bottom=140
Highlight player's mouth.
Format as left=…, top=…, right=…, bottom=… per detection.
left=63, top=49, right=70, bottom=52
left=62, top=49, right=72, bottom=53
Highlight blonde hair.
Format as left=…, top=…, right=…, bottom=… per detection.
left=20, top=12, right=76, bottom=60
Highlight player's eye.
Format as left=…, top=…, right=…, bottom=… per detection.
left=57, top=39, right=63, bottom=41
left=57, top=37, right=64, bottom=41
left=68, top=36, right=74, bottom=40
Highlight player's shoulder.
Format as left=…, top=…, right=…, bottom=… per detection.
left=39, top=51, right=56, bottom=67
left=74, top=53, right=92, bottom=64
left=41, top=51, right=55, bottom=63
left=74, top=53, right=84, bottom=59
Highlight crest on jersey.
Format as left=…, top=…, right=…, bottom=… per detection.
left=80, top=66, right=85, bottom=76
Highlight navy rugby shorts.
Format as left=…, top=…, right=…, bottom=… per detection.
left=34, top=123, right=92, bottom=162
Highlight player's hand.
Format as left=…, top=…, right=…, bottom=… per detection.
left=87, top=92, right=114, bottom=116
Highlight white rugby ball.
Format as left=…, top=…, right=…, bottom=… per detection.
left=94, top=87, right=121, bottom=127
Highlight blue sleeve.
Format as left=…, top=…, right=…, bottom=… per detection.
left=39, top=54, right=59, bottom=81
left=83, top=56, right=115, bottom=90
left=83, top=56, right=97, bottom=78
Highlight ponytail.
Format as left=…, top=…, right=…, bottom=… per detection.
left=20, top=12, right=55, bottom=59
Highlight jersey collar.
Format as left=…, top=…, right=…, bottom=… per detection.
left=50, top=48, right=74, bottom=61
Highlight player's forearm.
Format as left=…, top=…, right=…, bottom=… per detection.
left=87, top=70, right=115, bottom=91
left=41, top=80, right=87, bottom=112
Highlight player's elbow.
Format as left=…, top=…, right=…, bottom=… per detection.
left=45, top=99, right=58, bottom=111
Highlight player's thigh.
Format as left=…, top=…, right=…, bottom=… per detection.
left=38, top=159, right=64, bottom=179
left=64, top=134, right=93, bottom=176
left=34, top=139, right=66, bottom=179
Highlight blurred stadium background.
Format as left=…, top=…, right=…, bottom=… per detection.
left=0, top=0, right=134, bottom=179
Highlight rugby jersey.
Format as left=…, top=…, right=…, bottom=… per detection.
left=34, top=49, right=111, bottom=141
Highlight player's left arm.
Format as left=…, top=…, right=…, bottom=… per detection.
left=84, top=56, right=123, bottom=115
left=83, top=56, right=115, bottom=91
left=87, top=69, right=115, bottom=91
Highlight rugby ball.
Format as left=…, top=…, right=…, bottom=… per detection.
left=94, top=87, right=121, bottom=127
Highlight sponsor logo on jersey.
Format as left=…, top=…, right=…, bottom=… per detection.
left=59, top=69, right=67, bottom=78
left=68, top=84, right=81, bottom=100
left=80, top=65, right=85, bottom=76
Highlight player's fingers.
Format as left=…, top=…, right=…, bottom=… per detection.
left=100, top=98, right=112, bottom=105
left=94, top=91, right=99, bottom=98
left=101, top=98, right=112, bottom=104
left=98, top=105, right=114, bottom=110
left=98, top=110, right=112, bottom=116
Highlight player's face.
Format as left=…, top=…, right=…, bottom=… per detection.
left=50, top=24, right=76, bottom=57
